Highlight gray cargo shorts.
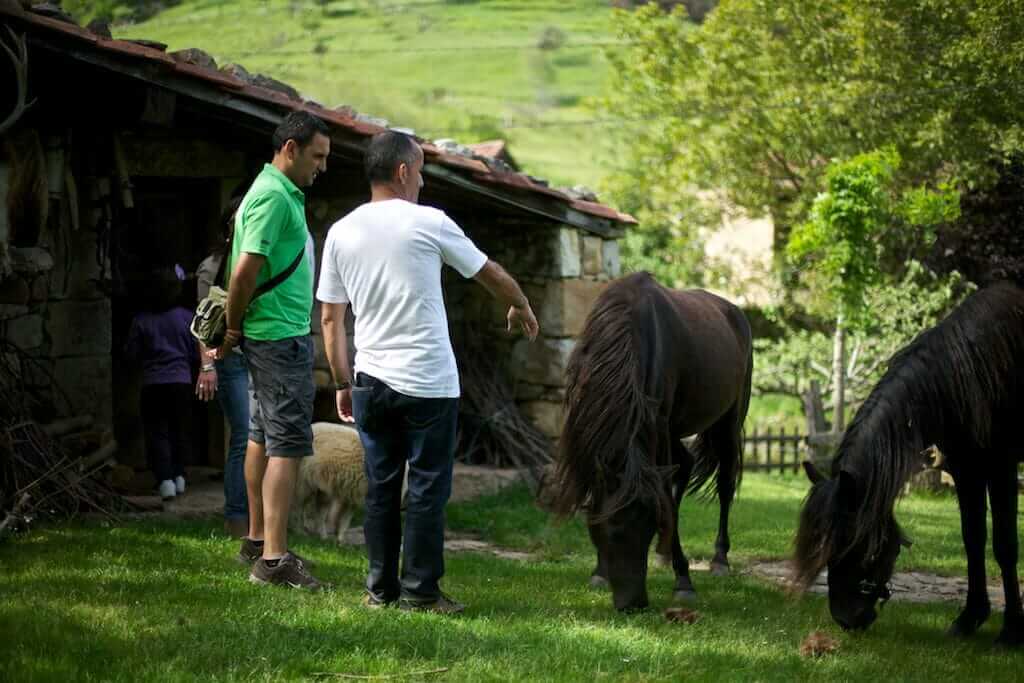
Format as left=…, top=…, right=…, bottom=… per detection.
left=242, top=335, right=315, bottom=458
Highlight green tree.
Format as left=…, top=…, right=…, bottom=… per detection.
left=602, top=0, right=1024, bottom=277
left=784, top=149, right=959, bottom=430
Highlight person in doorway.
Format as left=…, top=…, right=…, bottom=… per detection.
left=317, top=130, right=539, bottom=613
left=125, top=267, right=196, bottom=501
left=214, top=111, right=330, bottom=590
left=196, top=197, right=250, bottom=539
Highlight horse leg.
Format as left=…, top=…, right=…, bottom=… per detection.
left=587, top=518, right=609, bottom=589
left=710, top=411, right=742, bottom=577
left=949, top=473, right=991, bottom=637
left=670, top=439, right=697, bottom=603
left=988, top=460, right=1023, bottom=646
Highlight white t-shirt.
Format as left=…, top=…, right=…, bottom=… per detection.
left=316, top=199, right=488, bottom=398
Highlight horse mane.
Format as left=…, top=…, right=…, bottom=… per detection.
left=794, top=281, right=1024, bottom=587
left=551, top=273, right=675, bottom=532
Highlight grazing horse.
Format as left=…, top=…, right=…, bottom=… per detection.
left=550, top=272, right=752, bottom=611
left=793, top=281, right=1024, bottom=646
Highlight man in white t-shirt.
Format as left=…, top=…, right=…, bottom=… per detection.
left=317, top=131, right=538, bottom=614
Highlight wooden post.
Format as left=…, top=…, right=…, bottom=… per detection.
left=782, top=428, right=790, bottom=475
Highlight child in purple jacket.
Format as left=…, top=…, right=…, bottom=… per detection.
left=125, top=269, right=196, bottom=500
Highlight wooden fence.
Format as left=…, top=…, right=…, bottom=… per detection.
left=743, top=427, right=808, bottom=474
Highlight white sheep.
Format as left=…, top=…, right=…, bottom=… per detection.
left=291, top=422, right=369, bottom=544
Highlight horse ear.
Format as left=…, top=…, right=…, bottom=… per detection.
left=802, top=460, right=825, bottom=485
left=835, top=470, right=857, bottom=513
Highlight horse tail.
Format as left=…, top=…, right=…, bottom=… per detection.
left=551, top=276, right=675, bottom=535
left=686, top=319, right=751, bottom=500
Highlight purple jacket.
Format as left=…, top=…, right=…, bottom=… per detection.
left=125, top=307, right=196, bottom=385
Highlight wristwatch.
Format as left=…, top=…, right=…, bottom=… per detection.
left=334, top=380, right=351, bottom=391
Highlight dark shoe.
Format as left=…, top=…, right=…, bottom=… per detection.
left=362, top=592, right=397, bottom=609
left=398, top=592, right=465, bottom=615
left=236, top=538, right=263, bottom=565
left=236, top=539, right=313, bottom=568
left=249, top=552, right=328, bottom=591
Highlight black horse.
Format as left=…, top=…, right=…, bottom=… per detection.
left=794, top=281, right=1024, bottom=646
left=550, top=272, right=752, bottom=611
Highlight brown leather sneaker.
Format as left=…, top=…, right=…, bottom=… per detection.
left=249, top=552, right=329, bottom=591
left=236, top=539, right=313, bottom=568
left=398, top=592, right=465, bottom=615
left=236, top=538, right=263, bottom=565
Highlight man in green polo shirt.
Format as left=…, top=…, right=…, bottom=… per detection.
left=215, top=111, right=329, bottom=590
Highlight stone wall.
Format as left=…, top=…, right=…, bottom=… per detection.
left=302, top=207, right=622, bottom=440
left=445, top=219, right=620, bottom=440
left=0, top=140, right=114, bottom=427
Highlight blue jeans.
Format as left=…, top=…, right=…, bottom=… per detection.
left=216, top=351, right=250, bottom=522
left=352, top=373, right=459, bottom=603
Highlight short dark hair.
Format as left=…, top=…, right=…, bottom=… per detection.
left=364, top=131, right=420, bottom=184
left=272, top=111, right=329, bottom=152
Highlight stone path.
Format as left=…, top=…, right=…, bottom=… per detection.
left=746, top=559, right=1007, bottom=609
left=135, top=470, right=1008, bottom=607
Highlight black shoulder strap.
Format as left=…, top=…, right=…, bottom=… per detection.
left=213, top=236, right=232, bottom=289
left=252, top=245, right=306, bottom=300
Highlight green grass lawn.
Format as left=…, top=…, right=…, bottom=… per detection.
left=1, top=473, right=1019, bottom=681
left=113, top=0, right=626, bottom=189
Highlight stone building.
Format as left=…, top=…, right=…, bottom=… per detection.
left=0, top=5, right=634, bottom=468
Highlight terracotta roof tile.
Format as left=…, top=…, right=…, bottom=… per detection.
left=5, top=5, right=633, bottom=227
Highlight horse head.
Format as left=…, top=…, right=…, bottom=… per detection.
left=587, top=464, right=676, bottom=612
left=796, top=461, right=911, bottom=630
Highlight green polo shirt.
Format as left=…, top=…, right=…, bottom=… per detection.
left=228, top=163, right=313, bottom=341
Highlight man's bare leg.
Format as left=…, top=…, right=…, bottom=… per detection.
left=261, top=456, right=301, bottom=559
left=245, top=440, right=268, bottom=541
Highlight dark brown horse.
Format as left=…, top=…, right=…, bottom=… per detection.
left=794, top=281, right=1024, bottom=646
left=550, top=272, right=752, bottom=611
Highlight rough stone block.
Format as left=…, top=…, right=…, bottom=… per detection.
left=520, top=400, right=564, bottom=439
left=520, top=337, right=575, bottom=387
left=47, top=299, right=112, bottom=356
left=0, top=304, right=28, bottom=320
left=314, top=369, right=333, bottom=390
left=6, top=313, right=43, bottom=349
left=582, top=236, right=603, bottom=276
left=514, top=383, right=546, bottom=401
left=537, top=278, right=607, bottom=337
left=557, top=228, right=582, bottom=278
left=312, top=333, right=329, bottom=370
left=0, top=277, right=29, bottom=304
left=9, top=247, right=54, bottom=276
left=59, top=229, right=105, bottom=299
left=602, top=240, right=621, bottom=278
left=30, top=276, right=48, bottom=303
left=53, top=355, right=113, bottom=425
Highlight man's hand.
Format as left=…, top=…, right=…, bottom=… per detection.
left=214, top=328, right=242, bottom=360
left=336, top=388, right=354, bottom=423
left=196, top=367, right=218, bottom=401
left=508, top=303, right=539, bottom=341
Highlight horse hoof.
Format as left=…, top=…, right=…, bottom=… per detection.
left=672, top=590, right=698, bottom=604
left=589, top=575, right=610, bottom=590
left=709, top=562, right=730, bottom=577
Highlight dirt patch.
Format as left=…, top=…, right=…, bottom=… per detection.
left=126, top=464, right=526, bottom=520
left=747, top=560, right=1006, bottom=608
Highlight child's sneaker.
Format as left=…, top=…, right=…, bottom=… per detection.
left=158, top=480, right=176, bottom=500
left=174, top=475, right=186, bottom=494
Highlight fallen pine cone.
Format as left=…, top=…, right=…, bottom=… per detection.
left=799, top=631, right=840, bottom=658
left=663, top=607, right=700, bottom=624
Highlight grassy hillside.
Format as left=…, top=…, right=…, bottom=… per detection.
left=113, top=0, right=626, bottom=189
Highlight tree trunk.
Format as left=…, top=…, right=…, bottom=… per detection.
left=831, top=313, right=846, bottom=433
